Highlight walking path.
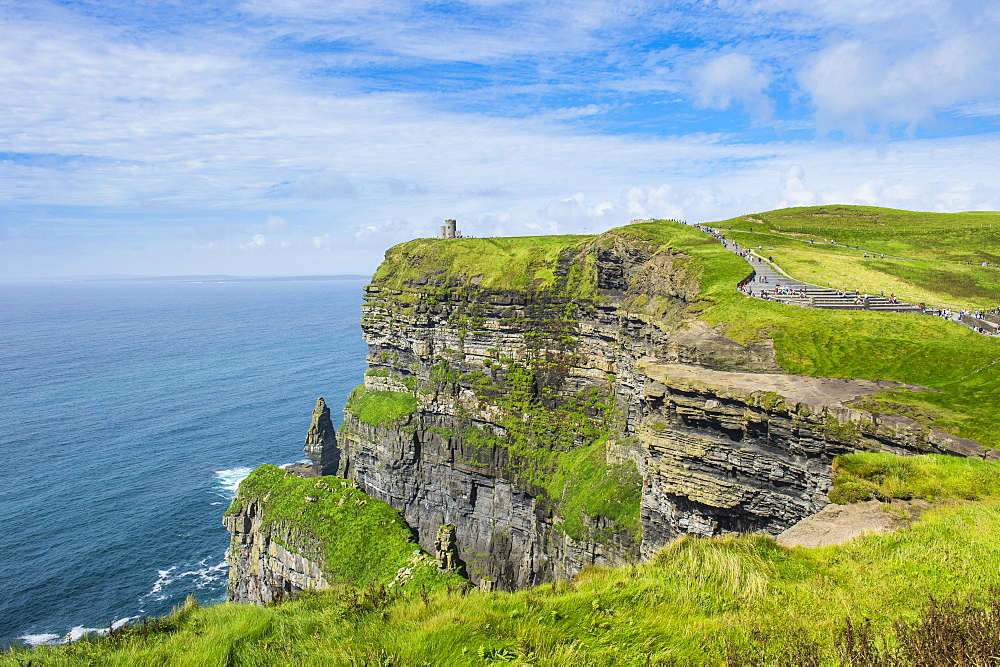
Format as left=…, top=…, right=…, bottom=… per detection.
left=694, top=225, right=1000, bottom=336
left=721, top=229, right=917, bottom=262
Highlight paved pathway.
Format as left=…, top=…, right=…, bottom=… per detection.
left=695, top=225, right=1000, bottom=335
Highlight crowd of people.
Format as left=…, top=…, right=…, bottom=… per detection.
left=695, top=225, right=1000, bottom=337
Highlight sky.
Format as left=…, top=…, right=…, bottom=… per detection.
left=1, top=0, right=999, bottom=277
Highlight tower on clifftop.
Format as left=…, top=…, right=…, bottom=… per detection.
left=439, top=219, right=461, bottom=239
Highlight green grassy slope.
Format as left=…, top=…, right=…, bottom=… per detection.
left=371, top=234, right=598, bottom=297
left=718, top=206, right=1000, bottom=309
left=226, top=465, right=464, bottom=590
left=11, top=454, right=1000, bottom=665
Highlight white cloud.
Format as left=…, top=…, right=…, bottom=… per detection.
left=240, top=233, right=268, bottom=249
left=693, top=53, right=773, bottom=121
left=539, top=192, right=618, bottom=231
left=1, top=0, right=999, bottom=278
left=265, top=215, right=289, bottom=232
left=312, top=233, right=332, bottom=251
left=778, top=165, right=815, bottom=207
left=800, top=36, right=999, bottom=134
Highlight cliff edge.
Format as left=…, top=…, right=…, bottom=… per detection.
left=310, top=220, right=994, bottom=591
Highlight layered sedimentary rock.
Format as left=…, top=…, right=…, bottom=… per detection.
left=225, top=465, right=467, bottom=604
left=309, top=227, right=992, bottom=591
left=304, top=397, right=339, bottom=476
left=224, top=499, right=329, bottom=604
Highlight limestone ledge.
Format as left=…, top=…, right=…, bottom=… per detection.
left=637, top=358, right=998, bottom=460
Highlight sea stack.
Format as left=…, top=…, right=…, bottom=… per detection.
left=304, top=397, right=339, bottom=476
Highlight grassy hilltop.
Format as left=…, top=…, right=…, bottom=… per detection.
left=374, top=206, right=1000, bottom=447
left=6, top=205, right=1000, bottom=665
left=721, top=205, right=1000, bottom=310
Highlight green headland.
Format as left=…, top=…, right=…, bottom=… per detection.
left=5, top=205, right=1000, bottom=665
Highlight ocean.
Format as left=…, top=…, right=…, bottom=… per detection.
left=0, top=277, right=369, bottom=648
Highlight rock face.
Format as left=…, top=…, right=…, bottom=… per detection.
left=224, top=500, right=330, bottom=604
left=304, top=397, right=339, bottom=476
left=309, top=229, right=993, bottom=591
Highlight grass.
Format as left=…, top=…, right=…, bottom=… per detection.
left=719, top=205, right=1000, bottom=310
left=544, top=440, right=643, bottom=543
left=370, top=234, right=597, bottom=297
left=344, top=385, right=418, bottom=426
left=225, top=465, right=464, bottom=590
left=829, top=451, right=1000, bottom=504
left=15, top=458, right=1000, bottom=664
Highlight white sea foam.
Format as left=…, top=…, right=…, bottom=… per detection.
left=213, top=466, right=253, bottom=498
left=20, top=633, right=61, bottom=646
left=177, top=557, right=228, bottom=590
left=22, top=616, right=137, bottom=647
left=138, top=554, right=228, bottom=612
left=141, top=566, right=178, bottom=603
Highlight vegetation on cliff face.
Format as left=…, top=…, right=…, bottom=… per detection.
left=13, top=452, right=1000, bottom=664
left=432, top=357, right=642, bottom=543
left=225, top=465, right=461, bottom=590
left=344, top=385, right=419, bottom=426
left=829, top=452, right=1000, bottom=504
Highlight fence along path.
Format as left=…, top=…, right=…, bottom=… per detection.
left=695, top=225, right=999, bottom=335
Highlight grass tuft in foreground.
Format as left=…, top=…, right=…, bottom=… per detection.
left=829, top=452, right=1000, bottom=504
left=13, top=452, right=1000, bottom=665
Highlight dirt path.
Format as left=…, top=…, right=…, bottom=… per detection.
left=777, top=499, right=929, bottom=548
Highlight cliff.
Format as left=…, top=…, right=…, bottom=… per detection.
left=224, top=465, right=462, bottom=603
left=322, top=222, right=994, bottom=590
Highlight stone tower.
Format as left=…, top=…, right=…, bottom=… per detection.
left=439, top=219, right=459, bottom=239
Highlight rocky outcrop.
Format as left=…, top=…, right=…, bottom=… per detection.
left=304, top=397, right=339, bottom=476
left=307, top=228, right=992, bottom=591
left=631, top=359, right=999, bottom=557
left=224, top=500, right=329, bottom=604
left=224, top=464, right=467, bottom=605
left=434, top=524, right=463, bottom=573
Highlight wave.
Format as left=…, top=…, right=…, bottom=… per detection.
left=212, top=467, right=253, bottom=499
left=141, top=566, right=177, bottom=604
left=20, top=617, right=137, bottom=647
left=20, top=633, right=61, bottom=647
left=139, top=555, right=228, bottom=609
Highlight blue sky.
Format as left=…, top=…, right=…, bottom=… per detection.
left=1, top=0, right=999, bottom=277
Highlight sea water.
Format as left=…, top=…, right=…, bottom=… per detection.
left=0, top=277, right=368, bottom=648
